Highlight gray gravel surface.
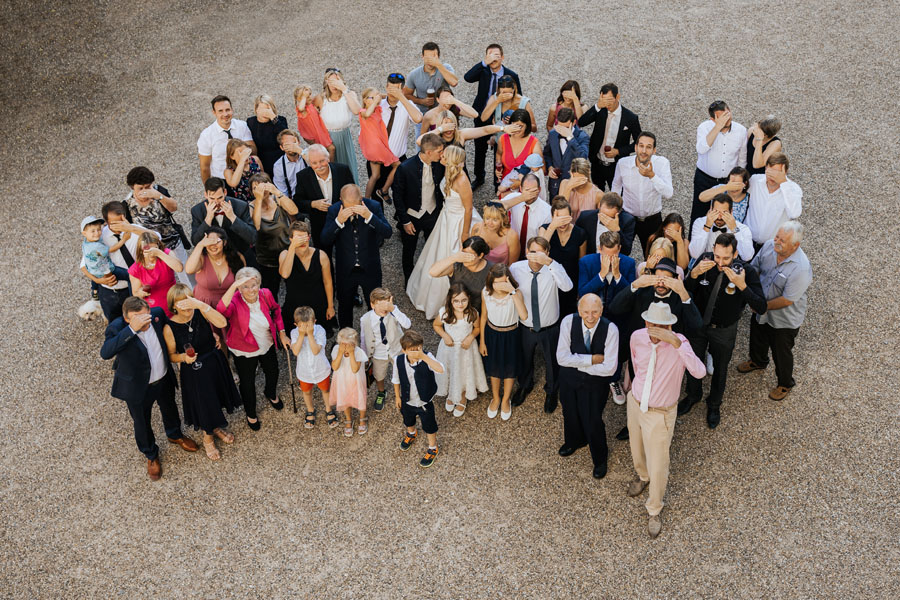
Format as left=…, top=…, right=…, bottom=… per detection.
left=1, top=1, right=899, bottom=598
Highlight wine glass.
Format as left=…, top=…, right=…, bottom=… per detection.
left=184, top=343, right=202, bottom=370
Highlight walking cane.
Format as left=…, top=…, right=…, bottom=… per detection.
left=284, top=346, right=297, bottom=413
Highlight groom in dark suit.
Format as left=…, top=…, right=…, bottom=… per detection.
left=391, top=133, right=446, bottom=284
left=577, top=83, right=641, bottom=190
left=321, top=184, right=393, bottom=327
left=100, top=297, right=198, bottom=480
left=292, top=144, right=356, bottom=257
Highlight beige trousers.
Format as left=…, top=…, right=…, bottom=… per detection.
left=626, top=391, right=677, bottom=517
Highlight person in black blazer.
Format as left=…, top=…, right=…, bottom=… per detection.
left=320, top=185, right=393, bottom=327
left=576, top=191, right=637, bottom=256
left=391, top=133, right=446, bottom=283
left=577, top=83, right=641, bottom=190
left=191, top=177, right=257, bottom=264
left=463, top=44, right=521, bottom=187
left=291, top=145, right=356, bottom=257
left=543, top=108, right=590, bottom=197
left=100, top=297, right=198, bottom=480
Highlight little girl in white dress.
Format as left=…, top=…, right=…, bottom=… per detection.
left=433, top=284, right=488, bottom=416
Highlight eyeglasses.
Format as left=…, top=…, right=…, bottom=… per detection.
left=325, top=67, right=341, bottom=74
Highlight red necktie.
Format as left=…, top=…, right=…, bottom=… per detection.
left=519, top=205, right=529, bottom=260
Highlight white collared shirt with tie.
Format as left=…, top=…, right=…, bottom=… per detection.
left=197, top=118, right=253, bottom=178
left=611, top=154, right=674, bottom=218
left=555, top=314, right=619, bottom=377
left=380, top=98, right=414, bottom=159
left=509, top=259, right=573, bottom=329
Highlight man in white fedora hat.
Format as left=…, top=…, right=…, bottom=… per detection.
left=626, top=301, right=705, bottom=538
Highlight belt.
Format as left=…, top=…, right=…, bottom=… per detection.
left=148, top=377, right=166, bottom=387
left=697, top=168, right=729, bottom=183
left=634, top=212, right=661, bottom=222
left=488, top=321, right=518, bottom=332
left=707, top=320, right=738, bottom=330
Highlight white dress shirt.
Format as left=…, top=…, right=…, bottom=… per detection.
left=380, top=99, right=414, bottom=159
left=509, top=259, right=573, bottom=329
left=611, top=155, right=674, bottom=218
left=555, top=314, right=619, bottom=377
left=316, top=168, right=334, bottom=202
left=695, top=120, right=748, bottom=177
left=360, top=308, right=411, bottom=360
left=131, top=324, right=168, bottom=384
left=80, top=225, right=158, bottom=290
left=197, top=119, right=253, bottom=178
left=598, top=105, right=622, bottom=164
left=391, top=352, right=443, bottom=407
left=744, top=174, right=803, bottom=244
left=231, top=300, right=274, bottom=358
left=689, top=216, right=755, bottom=261
left=507, top=196, right=552, bottom=243
left=273, top=154, right=307, bottom=198
left=290, top=325, right=331, bottom=384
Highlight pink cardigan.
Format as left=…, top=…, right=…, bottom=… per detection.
left=217, top=287, right=285, bottom=353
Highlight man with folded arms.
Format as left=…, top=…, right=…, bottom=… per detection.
left=689, top=193, right=754, bottom=261
left=626, top=302, right=706, bottom=538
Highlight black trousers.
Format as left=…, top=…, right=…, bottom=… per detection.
left=684, top=320, right=738, bottom=409
left=472, top=119, right=493, bottom=181
left=336, top=268, right=378, bottom=328
left=634, top=212, right=662, bottom=259
left=517, top=323, right=560, bottom=397
left=690, top=168, right=729, bottom=234
left=589, top=158, right=617, bottom=191
left=258, top=264, right=282, bottom=302
left=98, top=286, right=130, bottom=322
left=232, top=345, right=280, bottom=419
left=748, top=318, right=799, bottom=388
left=560, top=375, right=609, bottom=468
left=125, top=377, right=183, bottom=460
left=399, top=211, right=439, bottom=283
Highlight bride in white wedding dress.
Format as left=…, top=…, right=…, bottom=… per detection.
left=406, top=145, right=481, bottom=319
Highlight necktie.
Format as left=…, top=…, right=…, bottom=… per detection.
left=583, top=328, right=592, bottom=351
left=114, top=234, right=135, bottom=266
left=640, top=342, right=659, bottom=413
left=519, top=205, right=529, bottom=260
left=386, top=105, right=397, bottom=137
left=702, top=271, right=724, bottom=326
left=711, top=226, right=727, bottom=233
left=379, top=316, right=388, bottom=345
left=489, top=73, right=498, bottom=97
left=224, top=129, right=232, bottom=139
left=530, top=271, right=541, bottom=331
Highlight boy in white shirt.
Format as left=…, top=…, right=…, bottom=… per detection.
left=360, top=287, right=411, bottom=411
left=290, top=306, right=338, bottom=429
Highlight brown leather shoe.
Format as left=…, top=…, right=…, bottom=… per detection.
left=768, top=386, right=792, bottom=401
left=627, top=477, right=649, bottom=497
left=167, top=437, right=199, bottom=452
left=147, top=458, right=162, bottom=480
left=736, top=360, right=765, bottom=373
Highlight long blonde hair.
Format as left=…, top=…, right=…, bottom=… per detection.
left=323, top=69, right=345, bottom=100
left=442, top=145, right=466, bottom=196
left=436, top=110, right=464, bottom=146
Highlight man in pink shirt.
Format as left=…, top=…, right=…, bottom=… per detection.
left=626, top=302, right=706, bottom=538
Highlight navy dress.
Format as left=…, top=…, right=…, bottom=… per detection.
left=169, top=312, right=241, bottom=433
left=544, top=223, right=587, bottom=317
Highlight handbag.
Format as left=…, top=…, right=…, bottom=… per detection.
left=154, top=184, right=192, bottom=250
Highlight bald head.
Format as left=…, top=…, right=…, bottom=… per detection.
left=340, top=184, right=362, bottom=206
left=578, top=293, right=603, bottom=328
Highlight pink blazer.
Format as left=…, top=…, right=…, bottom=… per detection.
left=217, top=287, right=285, bottom=353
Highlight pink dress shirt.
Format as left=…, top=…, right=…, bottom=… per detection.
left=217, top=287, right=285, bottom=353
left=629, top=328, right=706, bottom=409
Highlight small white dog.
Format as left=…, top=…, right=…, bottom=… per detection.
left=78, top=299, right=105, bottom=321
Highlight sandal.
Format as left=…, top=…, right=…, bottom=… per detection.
left=325, top=410, right=339, bottom=429
left=343, top=418, right=354, bottom=437
left=304, top=410, right=316, bottom=429
left=357, top=416, right=369, bottom=435
left=203, top=436, right=220, bottom=461
left=213, top=428, right=234, bottom=444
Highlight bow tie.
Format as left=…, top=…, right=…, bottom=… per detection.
left=711, top=226, right=727, bottom=233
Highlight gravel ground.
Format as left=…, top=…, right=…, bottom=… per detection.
left=1, top=1, right=898, bottom=598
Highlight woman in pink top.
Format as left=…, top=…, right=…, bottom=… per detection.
left=560, top=158, right=602, bottom=221
left=293, top=85, right=335, bottom=161
left=217, top=266, right=289, bottom=430
left=128, top=232, right=183, bottom=316
left=358, top=88, right=400, bottom=202
left=469, top=203, right=518, bottom=266
left=184, top=227, right=245, bottom=307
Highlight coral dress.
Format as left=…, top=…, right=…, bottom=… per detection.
left=499, top=134, right=538, bottom=180
left=128, top=248, right=177, bottom=316
left=295, top=104, right=333, bottom=147
left=330, top=345, right=368, bottom=411
left=358, top=106, right=398, bottom=165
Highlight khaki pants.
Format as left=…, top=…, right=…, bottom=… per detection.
left=626, top=391, right=677, bottom=517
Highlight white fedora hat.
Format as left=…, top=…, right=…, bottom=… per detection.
left=641, top=301, right=678, bottom=326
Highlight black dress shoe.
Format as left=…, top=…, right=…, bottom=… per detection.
left=615, top=426, right=629, bottom=441
left=247, top=418, right=261, bottom=431
left=472, top=177, right=485, bottom=189
left=543, top=392, right=558, bottom=413
left=510, top=387, right=531, bottom=407
left=707, top=407, right=721, bottom=429
left=593, top=463, right=608, bottom=479
left=354, top=293, right=364, bottom=307
left=677, top=396, right=699, bottom=416
left=558, top=444, right=577, bottom=457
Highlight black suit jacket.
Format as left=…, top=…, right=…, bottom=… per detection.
left=320, top=199, right=392, bottom=287
left=464, top=63, right=522, bottom=124
left=577, top=105, right=641, bottom=168
left=391, top=155, right=446, bottom=225
left=607, top=285, right=703, bottom=337
left=100, top=307, right=176, bottom=404
left=576, top=209, right=637, bottom=256
left=190, top=197, right=257, bottom=256
left=292, top=163, right=356, bottom=246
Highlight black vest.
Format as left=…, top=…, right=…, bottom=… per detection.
left=396, top=354, right=438, bottom=406
left=560, top=315, right=611, bottom=386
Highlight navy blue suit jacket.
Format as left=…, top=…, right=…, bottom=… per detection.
left=543, top=126, right=590, bottom=196
left=576, top=209, right=637, bottom=256
left=464, top=62, right=522, bottom=123
left=100, top=307, right=175, bottom=404
left=320, top=199, right=392, bottom=286
left=577, top=253, right=637, bottom=328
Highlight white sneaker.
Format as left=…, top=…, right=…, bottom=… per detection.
left=706, top=352, right=715, bottom=375
left=610, top=381, right=626, bottom=405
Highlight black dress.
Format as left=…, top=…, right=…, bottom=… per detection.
left=282, top=249, right=336, bottom=336
left=248, top=115, right=289, bottom=177
left=169, top=312, right=241, bottom=433
left=746, top=135, right=780, bottom=176
left=544, top=223, right=587, bottom=317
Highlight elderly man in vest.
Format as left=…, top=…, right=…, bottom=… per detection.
left=626, top=302, right=706, bottom=538
left=555, top=293, right=619, bottom=480
left=360, top=288, right=411, bottom=411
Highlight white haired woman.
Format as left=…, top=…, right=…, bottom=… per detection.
left=217, top=267, right=290, bottom=430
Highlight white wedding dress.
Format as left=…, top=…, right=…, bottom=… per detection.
left=406, top=180, right=481, bottom=319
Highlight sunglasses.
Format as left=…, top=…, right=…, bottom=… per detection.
left=387, top=73, right=405, bottom=83
left=325, top=67, right=341, bottom=74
